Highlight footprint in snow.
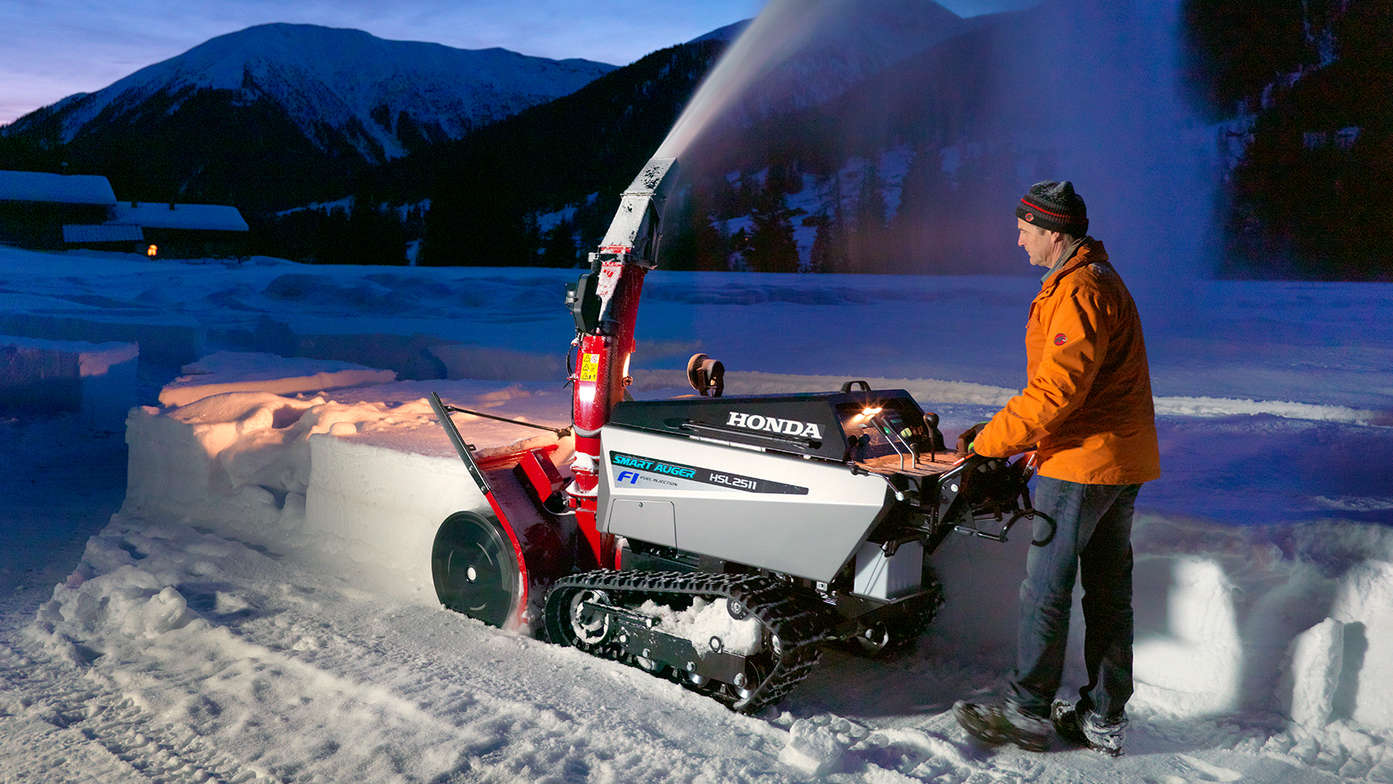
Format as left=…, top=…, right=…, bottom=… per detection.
left=1160, top=753, right=1242, bottom=782
left=777, top=714, right=868, bottom=777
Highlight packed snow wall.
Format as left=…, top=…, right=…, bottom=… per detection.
left=0, top=336, right=137, bottom=431
left=121, top=354, right=571, bottom=603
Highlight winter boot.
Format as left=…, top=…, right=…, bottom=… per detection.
left=1050, top=699, right=1126, bottom=757
left=953, top=700, right=1051, bottom=752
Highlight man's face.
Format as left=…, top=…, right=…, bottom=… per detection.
left=1017, top=219, right=1064, bottom=269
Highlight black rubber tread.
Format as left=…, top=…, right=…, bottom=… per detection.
left=544, top=570, right=838, bottom=713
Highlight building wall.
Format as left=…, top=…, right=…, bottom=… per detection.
left=0, top=203, right=112, bottom=248
left=144, top=228, right=248, bottom=258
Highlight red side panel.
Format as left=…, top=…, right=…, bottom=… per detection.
left=483, top=465, right=570, bottom=629
left=516, top=447, right=564, bottom=501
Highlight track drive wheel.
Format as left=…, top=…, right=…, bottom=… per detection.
left=432, top=511, right=522, bottom=628
left=850, top=567, right=945, bottom=657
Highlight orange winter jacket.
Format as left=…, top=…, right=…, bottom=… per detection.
left=973, top=240, right=1160, bottom=485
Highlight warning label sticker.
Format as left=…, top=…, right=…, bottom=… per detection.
left=579, top=353, right=599, bottom=382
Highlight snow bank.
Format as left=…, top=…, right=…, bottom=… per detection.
left=158, top=351, right=396, bottom=407
left=304, top=436, right=492, bottom=601
left=0, top=311, right=206, bottom=366
left=0, top=335, right=137, bottom=430
left=778, top=715, right=866, bottom=777
left=124, top=371, right=573, bottom=603
left=1331, top=561, right=1393, bottom=728
left=426, top=343, right=567, bottom=381
left=1155, top=395, right=1379, bottom=427
left=1129, top=515, right=1393, bottom=730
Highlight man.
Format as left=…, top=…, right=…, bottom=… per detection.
left=952, top=181, right=1160, bottom=756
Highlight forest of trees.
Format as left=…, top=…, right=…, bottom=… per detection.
left=1183, top=0, right=1393, bottom=279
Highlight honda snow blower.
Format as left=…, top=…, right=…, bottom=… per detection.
left=428, top=156, right=1041, bottom=713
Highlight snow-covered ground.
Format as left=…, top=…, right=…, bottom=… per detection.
left=2, top=245, right=1392, bottom=783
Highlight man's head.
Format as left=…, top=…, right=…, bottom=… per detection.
left=1015, top=180, right=1088, bottom=269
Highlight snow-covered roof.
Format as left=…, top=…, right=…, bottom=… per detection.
left=0, top=169, right=117, bottom=206
left=111, top=202, right=249, bottom=232
left=62, top=223, right=144, bottom=244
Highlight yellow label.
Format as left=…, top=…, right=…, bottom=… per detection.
left=579, top=353, right=600, bottom=382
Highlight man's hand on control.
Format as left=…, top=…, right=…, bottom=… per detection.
left=956, top=421, right=989, bottom=455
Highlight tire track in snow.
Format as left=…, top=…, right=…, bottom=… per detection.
left=0, top=640, right=266, bottom=784
left=24, top=518, right=798, bottom=783
left=216, top=586, right=797, bottom=783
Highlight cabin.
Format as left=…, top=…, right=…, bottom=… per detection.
left=111, top=201, right=250, bottom=258
left=0, top=169, right=250, bottom=257
left=0, top=170, right=118, bottom=249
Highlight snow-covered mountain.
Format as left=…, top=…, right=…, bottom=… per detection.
left=4, top=23, right=615, bottom=163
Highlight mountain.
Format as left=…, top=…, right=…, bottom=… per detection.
left=0, top=24, right=615, bottom=210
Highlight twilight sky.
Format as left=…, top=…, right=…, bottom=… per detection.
left=0, top=0, right=1038, bottom=127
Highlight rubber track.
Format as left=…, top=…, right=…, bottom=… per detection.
left=545, top=570, right=839, bottom=714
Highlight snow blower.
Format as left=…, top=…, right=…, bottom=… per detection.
left=430, top=155, right=1041, bottom=712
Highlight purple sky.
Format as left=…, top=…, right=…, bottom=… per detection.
left=0, top=0, right=1038, bottom=126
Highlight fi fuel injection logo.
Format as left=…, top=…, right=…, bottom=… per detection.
left=610, top=452, right=808, bottom=495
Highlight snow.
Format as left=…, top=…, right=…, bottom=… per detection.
left=157, top=350, right=395, bottom=407
left=2, top=243, right=1393, bottom=783
left=0, top=169, right=117, bottom=205
left=111, top=202, right=249, bottom=233
left=638, top=598, right=763, bottom=657
left=535, top=204, right=578, bottom=234
left=1, top=334, right=138, bottom=430
left=1284, top=618, right=1345, bottom=729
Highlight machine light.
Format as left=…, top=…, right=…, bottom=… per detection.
left=849, top=406, right=883, bottom=426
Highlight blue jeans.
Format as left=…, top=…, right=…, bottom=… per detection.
left=1008, top=476, right=1140, bottom=720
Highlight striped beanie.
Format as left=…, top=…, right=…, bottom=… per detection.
left=1016, top=180, right=1088, bottom=236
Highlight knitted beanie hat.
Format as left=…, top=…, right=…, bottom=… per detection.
left=1016, top=180, right=1088, bottom=236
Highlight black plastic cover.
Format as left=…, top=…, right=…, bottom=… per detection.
left=608, top=388, right=929, bottom=462
left=568, top=271, right=602, bottom=333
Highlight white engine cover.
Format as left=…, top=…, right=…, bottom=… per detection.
left=598, top=425, right=891, bottom=582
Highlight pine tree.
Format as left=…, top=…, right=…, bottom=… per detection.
left=746, top=184, right=799, bottom=273
left=846, top=163, right=888, bottom=272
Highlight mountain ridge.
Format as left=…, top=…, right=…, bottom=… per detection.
left=4, top=23, right=616, bottom=164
